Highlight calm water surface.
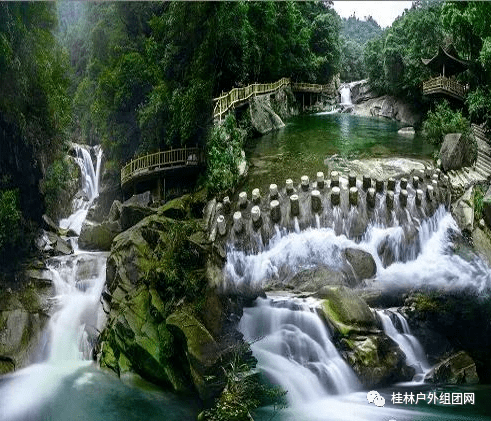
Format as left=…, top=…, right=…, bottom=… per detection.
left=243, top=113, right=434, bottom=192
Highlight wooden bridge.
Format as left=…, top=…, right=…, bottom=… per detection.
left=213, top=77, right=335, bottom=120
left=120, top=147, right=205, bottom=198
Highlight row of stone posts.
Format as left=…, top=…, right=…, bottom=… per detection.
left=213, top=168, right=449, bottom=239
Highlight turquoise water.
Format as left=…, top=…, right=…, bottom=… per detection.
left=243, top=112, right=433, bottom=192
left=0, top=364, right=199, bottom=421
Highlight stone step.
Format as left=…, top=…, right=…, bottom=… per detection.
left=476, top=158, right=491, bottom=174
left=477, top=149, right=491, bottom=162
left=466, top=167, right=486, bottom=182
left=474, top=166, right=490, bottom=179
left=456, top=171, right=471, bottom=187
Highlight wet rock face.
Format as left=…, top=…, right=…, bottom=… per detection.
left=0, top=266, right=54, bottom=373
left=425, top=351, right=479, bottom=385
left=440, top=133, right=477, bottom=172
left=318, top=287, right=413, bottom=388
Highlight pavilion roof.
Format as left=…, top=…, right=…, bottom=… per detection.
left=422, top=44, right=468, bottom=76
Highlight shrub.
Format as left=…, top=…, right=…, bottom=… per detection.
left=205, top=114, right=245, bottom=196
left=423, top=100, right=470, bottom=147
left=0, top=189, right=22, bottom=254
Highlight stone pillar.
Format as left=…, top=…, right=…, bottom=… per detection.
left=426, top=184, right=434, bottom=200
left=223, top=196, right=231, bottom=214
left=400, top=178, right=408, bottom=190
left=349, top=187, right=358, bottom=206
left=252, top=188, right=261, bottom=205
left=367, top=188, right=376, bottom=208
left=316, top=172, right=325, bottom=190
left=270, top=184, right=279, bottom=200
left=386, top=190, right=394, bottom=210
left=400, top=189, right=408, bottom=207
left=286, top=179, right=294, bottom=195
left=412, top=176, right=420, bottom=189
left=233, top=211, right=243, bottom=233
left=311, top=190, right=322, bottom=213
left=375, top=179, right=384, bottom=193
left=363, top=175, right=371, bottom=190
left=217, top=215, right=227, bottom=236
left=290, top=194, right=300, bottom=216
left=331, top=187, right=341, bottom=206
left=432, top=174, right=439, bottom=184
left=239, top=192, right=248, bottom=209
left=251, top=206, right=262, bottom=228
left=416, top=189, right=423, bottom=206
left=442, top=174, right=449, bottom=186
left=301, top=176, right=310, bottom=191
left=270, top=200, right=281, bottom=223
left=387, top=178, right=396, bottom=191
left=348, top=173, right=357, bottom=188
left=330, top=171, right=339, bottom=188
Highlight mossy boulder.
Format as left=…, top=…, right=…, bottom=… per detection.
left=319, top=286, right=378, bottom=336
left=343, top=248, right=376, bottom=281
left=167, top=309, right=219, bottom=400
left=426, top=351, right=479, bottom=384
left=319, top=286, right=412, bottom=387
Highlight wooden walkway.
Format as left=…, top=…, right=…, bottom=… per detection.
left=120, top=147, right=205, bottom=191
left=213, top=77, right=334, bottom=120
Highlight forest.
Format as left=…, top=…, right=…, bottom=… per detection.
left=1, top=1, right=491, bottom=263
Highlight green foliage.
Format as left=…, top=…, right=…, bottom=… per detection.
left=0, top=189, right=22, bottom=253
left=422, top=100, right=470, bottom=147
left=363, top=1, right=444, bottom=100
left=340, top=38, right=366, bottom=82
left=41, top=157, right=78, bottom=219
left=143, top=219, right=206, bottom=304
left=202, top=342, right=287, bottom=421
left=342, top=15, right=383, bottom=45
left=205, top=115, right=245, bottom=195
left=473, top=185, right=486, bottom=222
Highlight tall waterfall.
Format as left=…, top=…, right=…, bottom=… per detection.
left=0, top=144, right=106, bottom=421
left=239, top=297, right=360, bottom=405
left=59, top=145, right=103, bottom=236
left=377, top=309, right=430, bottom=383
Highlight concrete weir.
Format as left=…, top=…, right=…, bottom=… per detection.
left=207, top=170, right=451, bottom=252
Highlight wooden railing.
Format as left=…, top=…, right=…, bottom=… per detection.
left=213, top=77, right=291, bottom=120
left=422, top=76, right=467, bottom=100
left=291, top=82, right=334, bottom=93
left=121, top=147, right=204, bottom=186
left=212, top=77, right=333, bottom=120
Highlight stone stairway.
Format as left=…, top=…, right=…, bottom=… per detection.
left=445, top=125, right=491, bottom=197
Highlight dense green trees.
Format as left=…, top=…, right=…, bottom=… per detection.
left=0, top=3, right=70, bottom=261
left=364, top=1, right=445, bottom=101
left=339, top=15, right=382, bottom=82
left=62, top=1, right=343, bottom=166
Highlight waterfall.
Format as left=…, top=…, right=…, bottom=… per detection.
left=0, top=145, right=106, bottom=421
left=239, top=297, right=360, bottom=405
left=377, top=310, right=430, bottom=383
left=59, top=144, right=103, bottom=236
left=340, top=85, right=352, bottom=106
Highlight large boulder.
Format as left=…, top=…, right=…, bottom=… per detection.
left=78, top=219, right=122, bottom=251
left=318, top=286, right=413, bottom=387
left=120, top=203, right=156, bottom=231
left=349, top=80, right=377, bottom=104
left=352, top=95, right=421, bottom=126
left=343, top=248, right=376, bottom=281
left=440, top=133, right=477, bottom=172
left=280, top=266, right=348, bottom=292
left=451, top=186, right=474, bottom=234
left=249, top=92, right=286, bottom=135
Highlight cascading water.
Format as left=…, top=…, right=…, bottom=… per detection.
left=228, top=199, right=491, bottom=419
left=239, top=296, right=360, bottom=405
left=377, top=309, right=430, bottom=383
left=340, top=85, right=352, bottom=106
left=0, top=145, right=107, bottom=421
left=59, top=145, right=103, bottom=236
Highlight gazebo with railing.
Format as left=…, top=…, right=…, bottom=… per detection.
left=422, top=45, right=469, bottom=101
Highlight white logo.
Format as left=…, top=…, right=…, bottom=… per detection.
left=366, top=390, right=386, bottom=407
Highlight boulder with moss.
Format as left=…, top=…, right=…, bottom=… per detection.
left=318, top=286, right=412, bottom=387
